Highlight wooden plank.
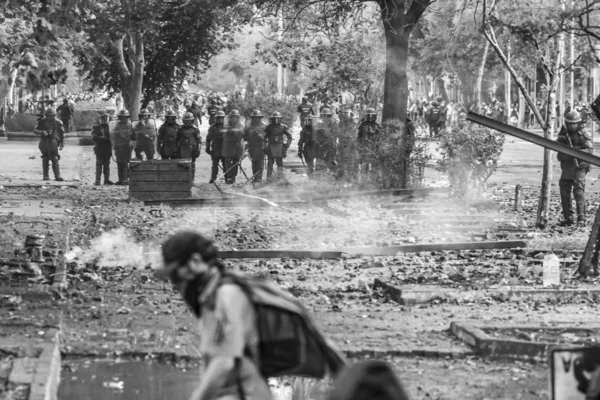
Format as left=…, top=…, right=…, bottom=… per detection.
left=129, top=172, right=159, bottom=181
left=130, top=182, right=190, bottom=192
left=337, top=241, right=528, bottom=255
left=130, top=172, right=190, bottom=182
left=129, top=160, right=191, bottom=172
left=218, top=250, right=343, bottom=260
left=130, top=191, right=191, bottom=201
left=214, top=241, right=528, bottom=259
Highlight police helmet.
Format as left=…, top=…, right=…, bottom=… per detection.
left=321, top=108, right=332, bottom=117
left=165, top=110, right=177, bottom=122
left=565, top=110, right=582, bottom=124
left=45, top=107, right=57, bottom=117
left=365, top=108, right=377, bottom=122
left=431, top=101, right=439, bottom=107
left=250, top=109, right=263, bottom=118
left=302, top=96, right=308, bottom=102
left=118, top=109, right=130, bottom=119
left=182, top=112, right=195, bottom=122
left=98, top=111, right=109, bottom=124
left=215, top=110, right=226, bottom=124
left=270, top=111, right=282, bottom=124
left=229, top=109, right=241, bottom=118
left=139, top=108, right=150, bottom=119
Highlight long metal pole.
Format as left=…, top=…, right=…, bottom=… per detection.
left=467, top=111, right=600, bottom=167
left=570, top=0, right=575, bottom=106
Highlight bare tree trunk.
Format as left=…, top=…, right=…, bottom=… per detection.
left=481, top=0, right=561, bottom=228
left=379, top=0, right=432, bottom=188
left=538, top=44, right=562, bottom=228
left=475, top=40, right=490, bottom=107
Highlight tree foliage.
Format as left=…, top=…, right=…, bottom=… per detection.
left=64, top=0, right=251, bottom=112
left=436, top=125, right=505, bottom=197
left=0, top=0, right=71, bottom=103
left=254, top=3, right=385, bottom=104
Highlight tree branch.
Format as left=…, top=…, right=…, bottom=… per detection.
left=113, top=36, right=132, bottom=80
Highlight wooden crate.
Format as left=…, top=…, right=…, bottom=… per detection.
left=129, top=159, right=192, bottom=201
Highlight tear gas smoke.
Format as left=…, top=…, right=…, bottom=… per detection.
left=67, top=228, right=162, bottom=269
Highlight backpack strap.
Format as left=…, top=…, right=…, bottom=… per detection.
left=234, top=357, right=247, bottom=400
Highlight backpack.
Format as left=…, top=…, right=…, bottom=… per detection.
left=195, top=271, right=347, bottom=379
left=428, top=107, right=441, bottom=125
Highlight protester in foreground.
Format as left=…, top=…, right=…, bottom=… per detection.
left=154, top=231, right=346, bottom=400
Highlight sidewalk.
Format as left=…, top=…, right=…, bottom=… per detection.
left=0, top=138, right=83, bottom=185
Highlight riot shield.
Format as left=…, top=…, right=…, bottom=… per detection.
left=108, top=120, right=133, bottom=147
left=132, top=119, right=158, bottom=143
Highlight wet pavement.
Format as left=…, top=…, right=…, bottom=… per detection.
left=59, top=359, right=200, bottom=400
left=58, top=359, right=329, bottom=400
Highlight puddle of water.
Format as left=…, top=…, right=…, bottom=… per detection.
left=59, top=359, right=330, bottom=400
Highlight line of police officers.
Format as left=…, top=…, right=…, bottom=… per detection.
left=34, top=100, right=382, bottom=185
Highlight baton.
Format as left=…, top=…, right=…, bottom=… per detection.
left=299, top=153, right=309, bottom=175
left=214, top=154, right=247, bottom=183
left=565, top=134, right=581, bottom=168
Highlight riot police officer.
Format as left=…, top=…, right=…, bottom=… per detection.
left=133, top=108, right=157, bottom=160
left=177, top=112, right=202, bottom=181
left=33, top=107, right=65, bottom=181
left=111, top=109, right=134, bottom=185
left=297, top=96, right=314, bottom=126
left=315, top=108, right=337, bottom=170
left=297, top=115, right=317, bottom=176
left=206, top=110, right=225, bottom=183
left=243, top=110, right=266, bottom=183
left=263, top=111, right=292, bottom=179
left=222, top=109, right=244, bottom=184
left=557, top=110, right=593, bottom=225
left=206, top=100, right=220, bottom=125
left=157, top=110, right=179, bottom=159
left=91, top=111, right=114, bottom=185
left=357, top=108, right=381, bottom=179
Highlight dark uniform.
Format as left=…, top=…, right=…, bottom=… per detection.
left=243, top=111, right=266, bottom=183
left=206, top=111, right=226, bottom=183
left=357, top=108, right=381, bottom=178
left=206, top=102, right=220, bottom=125
left=110, top=110, right=135, bottom=185
left=297, top=98, right=314, bottom=126
left=222, top=110, right=244, bottom=184
left=426, top=102, right=442, bottom=137
left=297, top=116, right=317, bottom=176
left=315, top=109, right=337, bottom=171
left=33, top=108, right=65, bottom=181
left=133, top=109, right=156, bottom=160
left=187, top=102, right=203, bottom=127
left=263, top=112, right=292, bottom=178
left=157, top=111, right=180, bottom=159
left=177, top=112, right=202, bottom=181
left=91, top=112, right=113, bottom=185
left=557, top=111, right=593, bottom=225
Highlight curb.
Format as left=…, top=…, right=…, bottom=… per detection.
left=28, top=343, right=61, bottom=400
left=61, top=347, right=474, bottom=362
left=3, top=330, right=61, bottom=400
left=450, top=322, right=560, bottom=360
left=373, top=280, right=600, bottom=306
